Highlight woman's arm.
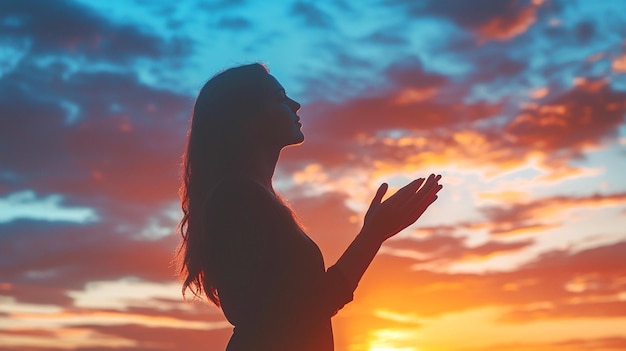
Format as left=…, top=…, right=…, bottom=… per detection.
left=333, top=174, right=443, bottom=290
left=207, top=174, right=441, bottom=322
left=207, top=177, right=353, bottom=320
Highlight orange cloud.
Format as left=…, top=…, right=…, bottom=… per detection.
left=477, top=3, right=538, bottom=41
left=477, top=191, right=626, bottom=236
left=612, top=54, right=626, bottom=73
left=286, top=71, right=626, bottom=186
left=358, top=241, right=626, bottom=318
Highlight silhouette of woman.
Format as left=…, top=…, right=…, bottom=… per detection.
left=177, top=63, right=442, bottom=350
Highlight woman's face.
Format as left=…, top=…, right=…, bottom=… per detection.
left=249, top=74, right=304, bottom=148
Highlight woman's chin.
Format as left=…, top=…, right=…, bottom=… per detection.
left=295, top=132, right=305, bottom=144
left=284, top=133, right=305, bottom=147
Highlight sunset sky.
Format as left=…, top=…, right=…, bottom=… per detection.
left=1, top=0, right=626, bottom=350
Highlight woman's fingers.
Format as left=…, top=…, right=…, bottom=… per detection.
left=365, top=183, right=388, bottom=219
left=407, top=178, right=425, bottom=191
left=385, top=174, right=440, bottom=207
left=386, top=178, right=423, bottom=203
left=373, top=183, right=388, bottom=205
left=364, top=174, right=443, bottom=240
left=408, top=181, right=442, bottom=210
left=405, top=174, right=442, bottom=207
left=408, top=193, right=440, bottom=223
left=415, top=174, right=439, bottom=196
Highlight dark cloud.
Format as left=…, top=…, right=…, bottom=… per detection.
left=197, top=0, right=248, bottom=11
left=385, top=0, right=541, bottom=41
left=461, top=191, right=626, bottom=237
left=0, top=283, right=74, bottom=307
left=0, top=220, right=234, bottom=351
left=385, top=234, right=533, bottom=264
left=217, top=16, right=252, bottom=30
left=0, top=60, right=192, bottom=208
left=0, top=0, right=190, bottom=62
left=365, top=30, right=409, bottom=46
left=0, top=220, right=178, bottom=298
left=65, top=324, right=231, bottom=351
left=385, top=56, right=448, bottom=89
left=121, top=303, right=223, bottom=322
left=506, top=79, right=626, bottom=159
left=290, top=1, right=334, bottom=28
left=574, top=20, right=596, bottom=43
left=0, top=323, right=232, bottom=351
left=471, top=53, right=527, bottom=82
left=541, top=12, right=622, bottom=56
left=333, top=51, right=372, bottom=69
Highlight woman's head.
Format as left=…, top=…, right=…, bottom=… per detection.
left=190, top=63, right=302, bottom=160
left=177, top=63, right=303, bottom=305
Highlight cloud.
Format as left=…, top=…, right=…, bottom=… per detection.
left=506, top=78, right=626, bottom=161
left=0, top=321, right=231, bottom=351
left=357, top=241, right=626, bottom=320
left=613, top=54, right=626, bottom=73
left=385, top=0, right=543, bottom=41
left=0, top=0, right=190, bottom=62
left=479, top=191, right=626, bottom=236
left=290, top=1, right=334, bottom=28
left=0, top=191, right=98, bottom=223
left=573, top=20, right=596, bottom=43
left=383, top=234, right=533, bottom=265
left=0, top=220, right=178, bottom=301
left=0, top=284, right=74, bottom=308
left=284, top=58, right=502, bottom=173
left=217, top=16, right=252, bottom=30
left=385, top=57, right=449, bottom=90
left=420, top=191, right=626, bottom=238
left=458, top=336, right=626, bottom=351
left=294, top=68, right=625, bottom=183
left=0, top=61, right=192, bottom=208
left=364, top=30, right=409, bottom=46
left=197, top=0, right=248, bottom=11
left=469, top=53, right=528, bottom=83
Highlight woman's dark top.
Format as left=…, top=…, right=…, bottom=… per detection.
left=206, top=177, right=354, bottom=351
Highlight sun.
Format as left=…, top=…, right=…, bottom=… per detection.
left=365, top=327, right=422, bottom=351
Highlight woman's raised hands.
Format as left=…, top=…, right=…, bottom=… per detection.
left=363, top=174, right=442, bottom=243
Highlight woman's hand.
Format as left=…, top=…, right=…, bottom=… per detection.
left=362, top=174, right=442, bottom=243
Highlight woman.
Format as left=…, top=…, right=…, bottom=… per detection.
left=177, top=63, right=442, bottom=350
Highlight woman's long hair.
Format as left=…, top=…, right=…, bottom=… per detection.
left=177, top=63, right=270, bottom=306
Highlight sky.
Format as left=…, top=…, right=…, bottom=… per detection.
left=1, top=0, right=625, bottom=350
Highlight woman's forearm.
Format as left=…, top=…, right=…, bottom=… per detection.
left=333, top=226, right=384, bottom=291
left=333, top=175, right=442, bottom=292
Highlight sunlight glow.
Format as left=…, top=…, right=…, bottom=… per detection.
left=367, top=328, right=420, bottom=351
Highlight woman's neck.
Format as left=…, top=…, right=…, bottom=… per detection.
left=236, top=145, right=281, bottom=192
